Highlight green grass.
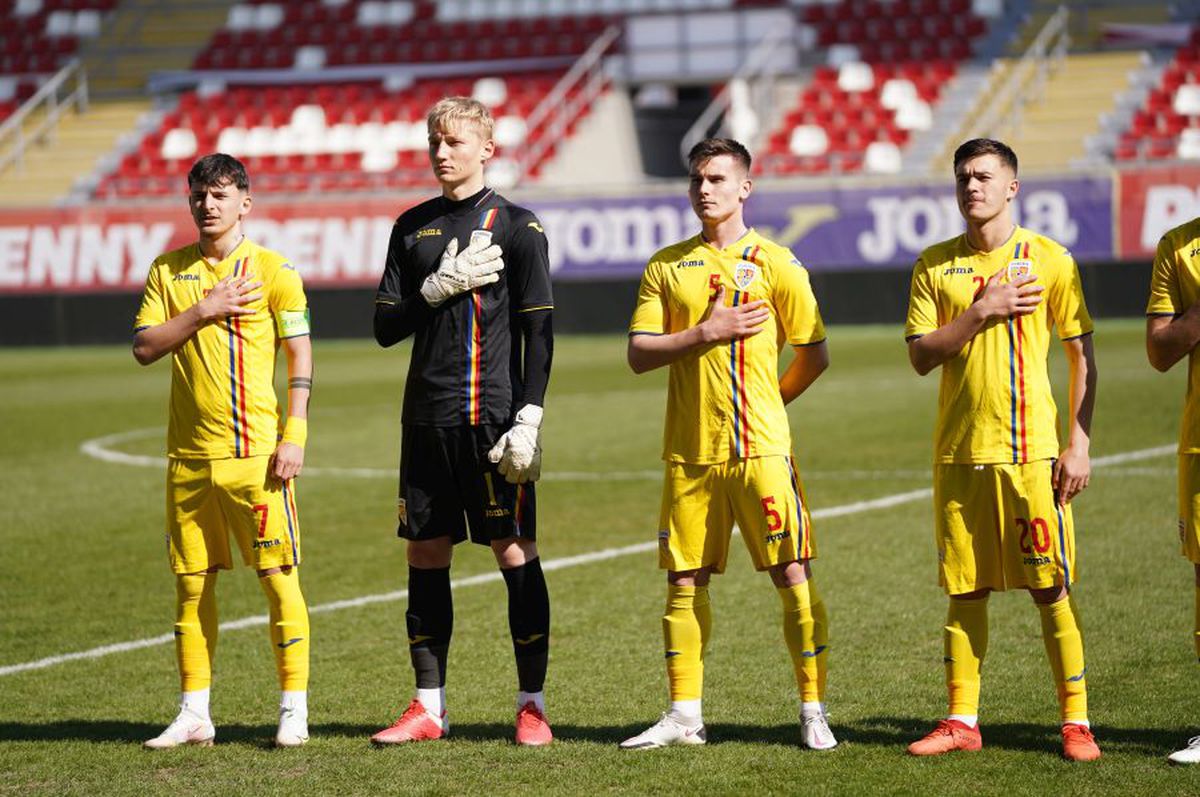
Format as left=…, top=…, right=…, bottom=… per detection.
left=1, top=320, right=1199, bottom=795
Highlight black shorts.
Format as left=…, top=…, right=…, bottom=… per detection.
left=397, top=423, right=537, bottom=545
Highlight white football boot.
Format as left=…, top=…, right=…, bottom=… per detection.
left=1169, top=735, right=1200, bottom=764
left=275, top=705, right=309, bottom=748
left=143, top=707, right=215, bottom=749
left=619, top=712, right=706, bottom=750
left=801, top=709, right=838, bottom=750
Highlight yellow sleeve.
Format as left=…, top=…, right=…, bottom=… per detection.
left=904, top=258, right=937, bottom=340
left=629, top=259, right=666, bottom=335
left=133, top=262, right=166, bottom=332
left=1147, top=233, right=1182, bottom=316
left=267, top=260, right=310, bottom=338
left=1046, top=249, right=1093, bottom=340
left=771, top=252, right=825, bottom=345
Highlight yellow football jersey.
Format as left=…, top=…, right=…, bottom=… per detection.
left=134, top=238, right=308, bottom=460
left=905, top=226, right=1092, bottom=465
left=1148, top=217, right=1200, bottom=454
left=630, top=228, right=825, bottom=465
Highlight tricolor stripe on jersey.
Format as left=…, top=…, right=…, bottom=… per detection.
left=742, top=244, right=762, bottom=264
left=465, top=292, right=484, bottom=424
left=283, top=479, right=300, bottom=563
left=227, top=258, right=251, bottom=457
left=729, top=290, right=752, bottom=457
left=1006, top=314, right=1028, bottom=463
left=1015, top=241, right=1030, bottom=260
left=479, top=207, right=499, bottom=230
left=786, top=456, right=811, bottom=559
left=514, top=483, right=527, bottom=534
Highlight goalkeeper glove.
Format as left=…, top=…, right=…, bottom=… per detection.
left=487, top=404, right=543, bottom=484
left=420, top=236, right=504, bottom=307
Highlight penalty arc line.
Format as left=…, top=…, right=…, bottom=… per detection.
left=2, top=442, right=1175, bottom=678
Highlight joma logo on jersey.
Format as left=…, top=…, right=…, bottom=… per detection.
left=1191, top=247, right=1200, bottom=258
left=253, top=538, right=282, bottom=550
left=485, top=507, right=511, bottom=518
left=416, top=228, right=441, bottom=239
left=173, top=273, right=201, bottom=281
left=527, top=221, right=544, bottom=233
left=943, top=266, right=973, bottom=275
left=1022, top=555, right=1051, bottom=566
left=678, top=259, right=705, bottom=268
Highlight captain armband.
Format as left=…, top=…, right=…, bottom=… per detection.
left=281, top=416, right=308, bottom=448
left=275, top=308, right=311, bottom=338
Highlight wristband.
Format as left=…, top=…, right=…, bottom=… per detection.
left=281, top=416, right=307, bottom=447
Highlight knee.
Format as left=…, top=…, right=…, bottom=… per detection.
left=1029, top=585, right=1068, bottom=604
left=408, top=539, right=453, bottom=569
left=768, top=560, right=811, bottom=588
left=492, top=537, right=537, bottom=568
left=668, top=568, right=710, bottom=588
left=952, top=588, right=993, bottom=602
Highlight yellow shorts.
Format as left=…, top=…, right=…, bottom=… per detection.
left=1178, top=454, right=1200, bottom=563
left=167, top=456, right=301, bottom=574
left=934, top=461, right=1075, bottom=595
left=658, top=455, right=815, bottom=574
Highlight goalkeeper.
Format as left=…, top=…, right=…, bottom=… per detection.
left=371, top=96, right=555, bottom=747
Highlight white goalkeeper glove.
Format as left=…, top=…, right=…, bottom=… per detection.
left=420, top=236, right=504, bottom=307
left=487, top=404, right=543, bottom=484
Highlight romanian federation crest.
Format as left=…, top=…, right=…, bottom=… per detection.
left=734, top=261, right=758, bottom=289
left=1007, top=241, right=1033, bottom=282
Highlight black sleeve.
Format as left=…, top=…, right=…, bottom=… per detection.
left=519, top=309, right=553, bottom=407
left=374, top=220, right=432, bottom=347
left=505, top=209, right=553, bottom=312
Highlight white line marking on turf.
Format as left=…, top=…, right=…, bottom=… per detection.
left=5, top=442, right=1176, bottom=678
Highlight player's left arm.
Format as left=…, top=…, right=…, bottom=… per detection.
left=268, top=264, right=312, bottom=481
left=1146, top=233, right=1200, bottom=371
left=1054, top=333, right=1096, bottom=504
left=1049, top=253, right=1096, bottom=504
left=779, top=341, right=829, bottom=405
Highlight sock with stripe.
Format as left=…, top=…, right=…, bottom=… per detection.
left=663, top=585, right=711, bottom=707
left=778, top=578, right=829, bottom=704
left=501, top=557, right=551, bottom=694
left=259, top=567, right=310, bottom=692
left=406, top=565, right=453, bottom=690
left=175, top=571, right=219, bottom=694
left=944, top=594, right=989, bottom=719
left=1038, top=594, right=1088, bottom=723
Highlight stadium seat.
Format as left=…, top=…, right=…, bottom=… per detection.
left=789, top=124, right=829, bottom=156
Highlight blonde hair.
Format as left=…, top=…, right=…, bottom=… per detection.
left=426, top=96, right=495, bottom=140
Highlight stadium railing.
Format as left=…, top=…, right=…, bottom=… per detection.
left=0, top=58, right=89, bottom=177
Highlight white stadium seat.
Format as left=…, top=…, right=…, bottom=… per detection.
left=14, top=0, right=42, bottom=17
left=161, top=128, right=198, bottom=160
left=826, top=44, right=860, bottom=67
left=227, top=4, right=256, bottom=31
left=1174, top=84, right=1200, bottom=116
left=864, top=141, right=902, bottom=173
left=895, top=100, right=933, bottom=130
left=243, top=126, right=275, bottom=157
left=789, top=124, right=829, bottom=156
left=487, top=157, right=520, bottom=189
left=361, top=148, right=398, bottom=173
left=880, top=78, right=917, bottom=110
left=494, top=115, right=528, bottom=148
left=472, top=77, right=508, bottom=108
left=294, top=46, right=327, bottom=70
left=216, top=127, right=247, bottom=156
left=45, top=10, right=73, bottom=36
left=255, top=4, right=284, bottom=30
left=290, top=104, right=327, bottom=132
left=837, top=61, right=874, bottom=93
left=74, top=10, right=103, bottom=37
left=1178, top=128, right=1200, bottom=159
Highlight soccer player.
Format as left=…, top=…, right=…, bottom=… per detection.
left=370, top=97, right=554, bottom=747
left=904, top=138, right=1100, bottom=762
left=620, top=138, right=834, bottom=751
left=1146, top=217, right=1200, bottom=764
left=133, top=154, right=313, bottom=749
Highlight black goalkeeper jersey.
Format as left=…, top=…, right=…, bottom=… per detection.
left=376, top=187, right=553, bottom=427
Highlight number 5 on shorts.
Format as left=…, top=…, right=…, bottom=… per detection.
left=761, top=496, right=782, bottom=532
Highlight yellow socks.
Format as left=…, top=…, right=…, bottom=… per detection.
left=662, top=585, right=711, bottom=702
left=779, top=579, right=829, bottom=703
left=259, top=567, right=310, bottom=692
left=175, top=572, right=219, bottom=692
left=944, top=595, right=989, bottom=718
left=1038, top=595, right=1088, bottom=723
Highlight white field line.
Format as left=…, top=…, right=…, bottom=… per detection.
left=6, top=442, right=1176, bottom=678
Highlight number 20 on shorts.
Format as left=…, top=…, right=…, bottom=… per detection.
left=1017, top=517, right=1051, bottom=554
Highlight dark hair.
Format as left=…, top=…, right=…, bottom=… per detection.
left=687, top=137, right=752, bottom=174
left=953, top=138, right=1018, bottom=175
left=187, top=153, right=250, bottom=191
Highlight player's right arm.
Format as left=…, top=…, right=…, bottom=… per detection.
left=374, top=221, right=435, bottom=347
left=1146, top=233, right=1200, bottom=372
left=628, top=285, right=769, bottom=373
left=132, top=274, right=261, bottom=365
left=906, top=266, right=1043, bottom=376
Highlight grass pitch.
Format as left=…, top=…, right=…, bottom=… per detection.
left=1, top=320, right=1199, bottom=795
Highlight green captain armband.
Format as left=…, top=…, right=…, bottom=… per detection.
left=275, top=308, right=311, bottom=338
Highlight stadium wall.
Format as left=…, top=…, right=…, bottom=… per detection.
left=0, top=163, right=1192, bottom=344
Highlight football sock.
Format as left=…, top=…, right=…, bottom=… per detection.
left=662, top=584, right=710, bottom=703
left=1037, top=594, right=1088, bottom=723
left=174, top=571, right=218, bottom=693
left=517, top=690, right=545, bottom=713
left=416, top=687, right=445, bottom=717
left=259, top=567, right=310, bottom=692
left=406, top=565, right=453, bottom=689
left=181, top=687, right=211, bottom=719
left=670, top=698, right=702, bottom=721
left=778, top=579, right=828, bottom=704
left=280, top=690, right=307, bottom=715
left=501, top=558, right=551, bottom=693
left=944, top=594, right=989, bottom=718
left=1194, top=585, right=1200, bottom=661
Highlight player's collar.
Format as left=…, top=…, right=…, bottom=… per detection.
left=700, top=226, right=757, bottom=253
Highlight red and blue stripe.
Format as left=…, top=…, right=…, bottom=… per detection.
left=786, top=456, right=811, bottom=559
left=729, top=290, right=751, bottom=457
left=479, top=207, right=499, bottom=230
left=1006, top=315, right=1028, bottom=463
left=226, top=258, right=251, bottom=457
left=465, top=292, right=484, bottom=423
left=1055, top=501, right=1070, bottom=587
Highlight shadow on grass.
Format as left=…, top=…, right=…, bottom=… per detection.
left=0, top=717, right=1188, bottom=755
